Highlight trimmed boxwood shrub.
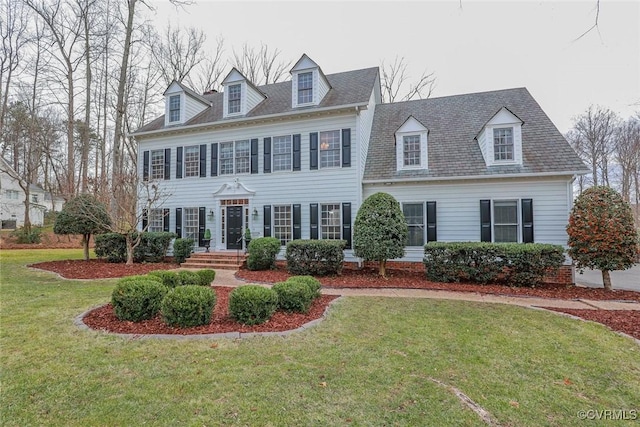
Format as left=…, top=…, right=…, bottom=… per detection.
left=173, top=238, right=195, bottom=264
left=95, top=233, right=127, bottom=263
left=195, top=269, right=216, bottom=286
left=423, top=242, right=565, bottom=286
left=286, top=275, right=322, bottom=298
left=229, top=285, right=278, bottom=325
left=247, top=237, right=281, bottom=270
left=286, top=240, right=346, bottom=276
left=147, top=270, right=180, bottom=288
left=177, top=270, right=200, bottom=286
left=111, top=278, right=168, bottom=322
left=161, top=285, right=217, bottom=328
left=272, top=281, right=314, bottom=313
left=95, top=232, right=176, bottom=263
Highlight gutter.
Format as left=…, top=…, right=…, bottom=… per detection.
left=362, top=170, right=590, bottom=185
left=131, top=102, right=369, bottom=139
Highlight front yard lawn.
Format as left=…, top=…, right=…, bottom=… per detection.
left=1, top=249, right=639, bottom=426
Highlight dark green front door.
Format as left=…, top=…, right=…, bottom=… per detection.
left=226, top=206, right=243, bottom=249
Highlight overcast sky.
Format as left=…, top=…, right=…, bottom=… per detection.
left=150, top=0, right=639, bottom=133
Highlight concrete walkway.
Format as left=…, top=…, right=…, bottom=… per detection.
left=212, top=269, right=640, bottom=311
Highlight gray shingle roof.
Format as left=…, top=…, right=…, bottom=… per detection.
left=135, top=67, right=379, bottom=134
left=364, top=87, right=588, bottom=181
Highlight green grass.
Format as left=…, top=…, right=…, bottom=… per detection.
left=1, top=249, right=639, bottom=426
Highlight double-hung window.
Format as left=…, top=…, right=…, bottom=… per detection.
left=228, top=84, right=241, bottom=114
left=403, top=203, right=425, bottom=246
left=298, top=72, right=313, bottom=104
left=183, top=207, right=199, bottom=241
left=493, top=128, right=514, bottom=161
left=31, top=194, right=39, bottom=203
left=493, top=200, right=518, bottom=242
left=321, top=204, right=341, bottom=240
left=5, top=190, right=19, bottom=200
left=272, top=135, right=292, bottom=172
left=220, top=140, right=250, bottom=175
left=150, top=149, right=165, bottom=180
left=169, top=95, right=181, bottom=122
left=184, top=146, right=200, bottom=177
left=273, top=205, right=292, bottom=245
left=148, top=209, right=164, bottom=232
left=403, top=135, right=421, bottom=167
left=319, top=130, right=340, bottom=168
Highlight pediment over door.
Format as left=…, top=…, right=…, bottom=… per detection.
left=212, top=179, right=256, bottom=198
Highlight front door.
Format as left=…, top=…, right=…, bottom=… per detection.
left=226, top=206, right=243, bottom=249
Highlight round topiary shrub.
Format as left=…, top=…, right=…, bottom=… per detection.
left=177, top=270, right=200, bottom=286
left=116, top=274, right=164, bottom=285
left=247, top=237, right=282, bottom=270
left=195, top=269, right=216, bottom=286
left=286, top=275, right=322, bottom=299
left=272, top=281, right=314, bottom=313
left=147, top=270, right=180, bottom=288
left=161, top=285, right=217, bottom=328
left=229, top=285, right=278, bottom=325
left=111, top=278, right=168, bottom=322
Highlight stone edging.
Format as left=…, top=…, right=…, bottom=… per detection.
left=74, top=296, right=343, bottom=340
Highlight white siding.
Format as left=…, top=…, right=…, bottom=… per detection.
left=184, top=95, right=206, bottom=122
left=364, top=177, right=572, bottom=261
left=246, top=84, right=265, bottom=113
left=317, top=71, right=330, bottom=104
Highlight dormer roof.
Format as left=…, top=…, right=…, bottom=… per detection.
left=222, top=68, right=267, bottom=98
left=475, top=106, right=524, bottom=140
left=163, top=80, right=211, bottom=107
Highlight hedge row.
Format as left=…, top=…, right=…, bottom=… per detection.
left=95, top=232, right=176, bottom=263
left=285, top=240, right=346, bottom=276
left=423, top=242, right=565, bottom=287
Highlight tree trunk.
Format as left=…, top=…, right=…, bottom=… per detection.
left=125, top=233, right=134, bottom=265
left=601, top=270, right=612, bottom=291
left=379, top=259, right=387, bottom=278
left=82, top=233, right=90, bottom=261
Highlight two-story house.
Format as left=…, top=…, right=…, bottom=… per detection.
left=0, top=157, right=47, bottom=229
left=132, top=54, right=588, bottom=274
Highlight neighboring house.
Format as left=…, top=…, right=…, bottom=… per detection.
left=132, top=54, right=588, bottom=276
left=0, top=158, right=46, bottom=229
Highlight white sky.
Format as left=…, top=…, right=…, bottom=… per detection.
left=150, top=0, right=640, bottom=133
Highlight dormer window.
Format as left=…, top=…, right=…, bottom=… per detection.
left=395, top=116, right=428, bottom=171
left=298, top=72, right=313, bottom=104
left=403, top=135, right=421, bottom=167
left=493, top=128, right=514, bottom=161
left=169, top=95, right=181, bottom=122
left=228, top=84, right=241, bottom=114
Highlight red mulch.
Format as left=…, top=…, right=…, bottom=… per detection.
left=82, top=286, right=338, bottom=335
left=545, top=309, right=640, bottom=340
left=236, top=267, right=640, bottom=302
left=30, top=259, right=177, bottom=279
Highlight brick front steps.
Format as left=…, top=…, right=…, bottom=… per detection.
left=181, top=251, right=247, bottom=270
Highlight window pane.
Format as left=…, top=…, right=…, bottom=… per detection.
left=298, top=72, right=313, bottom=104
left=494, top=225, right=518, bottom=243
left=403, top=135, right=421, bottom=166
left=403, top=203, right=424, bottom=246
left=183, top=208, right=198, bottom=241
left=220, top=142, right=234, bottom=175
left=493, top=128, right=514, bottom=161
left=321, top=204, right=341, bottom=240
left=235, top=140, right=250, bottom=174
left=494, top=200, right=518, bottom=243
left=148, top=209, right=164, bottom=232
left=228, top=84, right=241, bottom=114
left=319, top=130, right=340, bottom=168
left=184, top=146, right=200, bottom=177
left=151, top=150, right=164, bottom=180
left=273, top=135, right=292, bottom=171
left=273, top=205, right=292, bottom=245
left=169, top=95, right=180, bottom=122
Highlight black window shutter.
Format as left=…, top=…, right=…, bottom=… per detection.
left=309, top=132, right=318, bottom=170
left=310, top=203, right=318, bottom=239
left=164, top=148, right=171, bottom=180
left=293, top=134, right=301, bottom=171
left=142, top=209, right=148, bottom=230
left=293, top=204, right=301, bottom=240
left=522, top=198, right=534, bottom=243
left=199, top=144, right=207, bottom=177
left=426, top=201, right=437, bottom=242
left=176, top=147, right=183, bottom=179
left=163, top=208, right=170, bottom=232
left=263, top=137, right=271, bottom=173
left=342, top=128, right=351, bottom=167
left=342, top=202, right=352, bottom=249
left=175, top=208, right=182, bottom=238
left=480, top=200, right=492, bottom=242
left=210, top=143, right=218, bottom=176
left=251, top=138, right=259, bottom=174
left=198, top=207, right=206, bottom=247
left=143, top=151, right=149, bottom=181
left=263, top=205, right=271, bottom=237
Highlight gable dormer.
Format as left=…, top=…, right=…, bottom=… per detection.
left=476, top=107, right=523, bottom=167
left=395, top=116, right=429, bottom=171
left=290, top=54, right=331, bottom=108
left=222, top=68, right=267, bottom=118
left=163, top=81, right=211, bottom=127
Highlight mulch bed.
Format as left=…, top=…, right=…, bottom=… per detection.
left=545, top=309, right=640, bottom=340
left=82, top=286, right=338, bottom=335
left=30, top=259, right=177, bottom=279
left=236, top=267, right=640, bottom=302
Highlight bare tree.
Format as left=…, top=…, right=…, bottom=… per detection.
left=191, top=34, right=225, bottom=93
left=380, top=56, right=436, bottom=103
left=231, top=42, right=291, bottom=86
left=150, top=23, right=206, bottom=88
left=614, top=116, right=640, bottom=202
